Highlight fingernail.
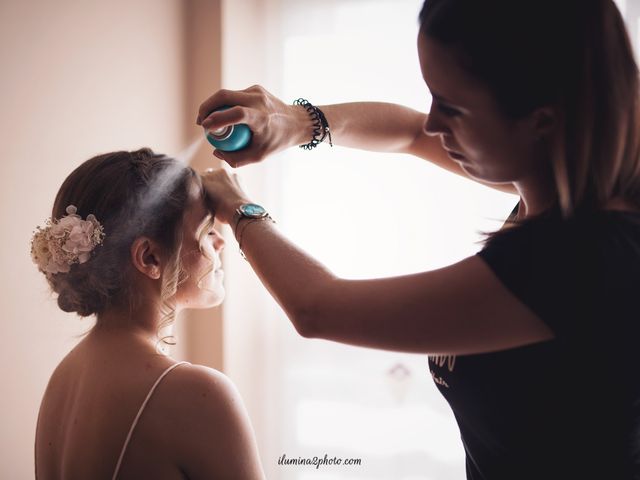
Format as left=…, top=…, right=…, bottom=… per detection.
left=213, top=150, right=223, bottom=159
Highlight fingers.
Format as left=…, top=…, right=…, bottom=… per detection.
left=196, top=89, right=256, bottom=125
left=199, top=166, right=252, bottom=223
left=201, top=105, right=249, bottom=131
left=201, top=165, right=242, bottom=185
left=197, top=85, right=276, bottom=169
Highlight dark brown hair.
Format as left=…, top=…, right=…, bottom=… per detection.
left=47, top=148, right=207, bottom=346
left=419, top=0, right=640, bottom=243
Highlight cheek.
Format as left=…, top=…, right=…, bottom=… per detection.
left=178, top=249, right=220, bottom=297
left=199, top=240, right=218, bottom=265
left=191, top=246, right=216, bottom=276
left=456, top=120, right=490, bottom=150
left=457, top=119, right=510, bottom=159
left=179, top=243, right=214, bottom=282
left=455, top=127, right=513, bottom=178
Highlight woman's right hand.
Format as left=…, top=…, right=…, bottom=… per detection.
left=196, top=85, right=312, bottom=168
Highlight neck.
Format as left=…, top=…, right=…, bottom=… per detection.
left=513, top=172, right=557, bottom=219
left=90, top=302, right=174, bottom=354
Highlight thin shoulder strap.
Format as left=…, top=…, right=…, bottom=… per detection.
left=112, top=361, right=190, bottom=480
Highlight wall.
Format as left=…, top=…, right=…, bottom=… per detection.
left=0, top=0, right=223, bottom=477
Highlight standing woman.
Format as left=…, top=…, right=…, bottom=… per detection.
left=198, top=0, right=640, bottom=478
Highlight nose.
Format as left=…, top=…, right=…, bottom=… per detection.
left=212, top=229, right=226, bottom=252
left=423, top=105, right=449, bottom=137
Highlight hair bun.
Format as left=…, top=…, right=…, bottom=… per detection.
left=56, top=285, right=98, bottom=317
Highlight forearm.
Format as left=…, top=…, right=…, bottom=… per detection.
left=310, top=102, right=425, bottom=154
left=232, top=217, right=335, bottom=336
left=313, top=102, right=519, bottom=196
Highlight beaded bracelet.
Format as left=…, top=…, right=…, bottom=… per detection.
left=293, top=98, right=333, bottom=150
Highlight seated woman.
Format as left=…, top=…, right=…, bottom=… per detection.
left=32, top=148, right=265, bottom=479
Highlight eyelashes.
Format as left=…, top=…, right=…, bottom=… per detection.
left=431, top=97, right=461, bottom=117
left=436, top=102, right=461, bottom=117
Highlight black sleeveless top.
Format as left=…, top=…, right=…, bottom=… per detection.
left=428, top=202, right=640, bottom=479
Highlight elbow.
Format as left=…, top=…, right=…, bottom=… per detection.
left=290, top=286, right=328, bottom=339
left=289, top=274, right=338, bottom=339
left=291, top=302, right=320, bottom=339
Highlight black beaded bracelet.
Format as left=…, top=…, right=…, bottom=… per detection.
left=293, top=98, right=333, bottom=150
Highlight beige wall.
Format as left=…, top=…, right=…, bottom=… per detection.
left=0, top=0, right=223, bottom=477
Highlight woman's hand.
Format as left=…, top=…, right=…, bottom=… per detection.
left=200, top=167, right=253, bottom=225
left=196, top=85, right=313, bottom=168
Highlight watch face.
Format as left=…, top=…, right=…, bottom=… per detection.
left=240, top=203, right=267, bottom=218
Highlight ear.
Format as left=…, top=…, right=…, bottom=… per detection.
left=530, top=106, right=559, bottom=139
left=130, top=237, right=162, bottom=280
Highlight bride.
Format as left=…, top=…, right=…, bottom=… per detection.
left=32, top=148, right=265, bottom=479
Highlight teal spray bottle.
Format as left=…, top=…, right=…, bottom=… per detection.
left=205, top=106, right=252, bottom=152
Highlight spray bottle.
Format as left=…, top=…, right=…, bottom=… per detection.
left=204, top=106, right=252, bottom=152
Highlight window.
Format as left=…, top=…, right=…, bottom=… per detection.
left=252, top=1, right=517, bottom=479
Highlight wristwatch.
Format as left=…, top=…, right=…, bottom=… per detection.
left=232, top=203, right=275, bottom=259
left=232, top=203, right=271, bottom=234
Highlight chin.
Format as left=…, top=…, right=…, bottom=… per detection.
left=180, top=288, right=225, bottom=309
left=201, top=289, right=225, bottom=308
left=461, top=163, right=507, bottom=184
left=458, top=162, right=480, bottom=179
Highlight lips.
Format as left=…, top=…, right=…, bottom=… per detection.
left=442, top=142, right=465, bottom=160
left=443, top=144, right=462, bottom=155
left=448, top=151, right=465, bottom=161
left=445, top=148, right=465, bottom=159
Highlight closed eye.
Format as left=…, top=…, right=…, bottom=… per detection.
left=436, top=101, right=461, bottom=117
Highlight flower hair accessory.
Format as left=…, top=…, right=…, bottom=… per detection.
left=31, top=205, right=105, bottom=275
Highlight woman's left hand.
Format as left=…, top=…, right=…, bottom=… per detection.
left=200, top=168, right=253, bottom=225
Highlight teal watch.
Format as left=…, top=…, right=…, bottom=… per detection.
left=232, top=203, right=270, bottom=232
left=232, top=203, right=274, bottom=260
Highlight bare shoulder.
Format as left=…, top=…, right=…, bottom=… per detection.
left=164, top=363, right=250, bottom=433
left=162, top=364, right=265, bottom=480
left=168, top=363, right=237, bottom=402
left=166, top=364, right=245, bottom=423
